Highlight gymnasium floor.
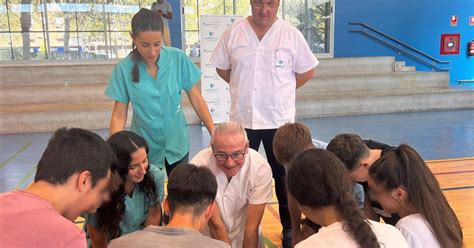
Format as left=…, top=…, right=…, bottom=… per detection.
left=1, top=109, right=473, bottom=247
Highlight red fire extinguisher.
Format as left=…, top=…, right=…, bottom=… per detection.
left=468, top=40, right=474, bottom=56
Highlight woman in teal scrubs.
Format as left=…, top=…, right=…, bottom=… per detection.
left=87, top=131, right=165, bottom=247
left=106, top=8, right=214, bottom=176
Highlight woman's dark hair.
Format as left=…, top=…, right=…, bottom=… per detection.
left=130, top=8, right=163, bottom=82
left=95, top=130, right=158, bottom=239
left=369, top=144, right=463, bottom=248
left=327, top=134, right=370, bottom=171
left=287, top=149, right=380, bottom=248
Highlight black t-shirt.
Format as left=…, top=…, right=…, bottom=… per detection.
left=361, top=140, right=401, bottom=226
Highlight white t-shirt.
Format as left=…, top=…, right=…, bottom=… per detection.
left=396, top=214, right=440, bottom=248
left=210, top=18, right=319, bottom=130
left=296, top=220, right=409, bottom=248
left=190, top=147, right=273, bottom=248
left=151, top=1, right=172, bottom=27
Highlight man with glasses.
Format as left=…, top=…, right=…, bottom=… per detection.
left=210, top=1, right=319, bottom=246
left=191, top=122, right=273, bottom=248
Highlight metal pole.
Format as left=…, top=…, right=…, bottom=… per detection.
left=42, top=0, right=51, bottom=60
left=101, top=0, right=109, bottom=58
left=233, top=0, right=236, bottom=15
left=74, top=0, right=80, bottom=59
left=39, top=0, right=48, bottom=59
left=5, top=0, right=15, bottom=60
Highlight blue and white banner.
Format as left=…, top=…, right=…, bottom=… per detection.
left=199, top=15, right=241, bottom=123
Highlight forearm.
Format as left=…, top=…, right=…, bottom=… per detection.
left=144, top=206, right=162, bottom=227
left=88, top=225, right=108, bottom=248
left=243, top=229, right=259, bottom=248
left=208, top=205, right=231, bottom=245
left=209, top=220, right=231, bottom=245
left=216, top=69, right=231, bottom=84
left=295, top=69, right=315, bottom=89
left=288, top=194, right=303, bottom=239
left=188, top=89, right=214, bottom=134
left=109, top=115, right=126, bottom=135
left=109, top=102, right=128, bottom=136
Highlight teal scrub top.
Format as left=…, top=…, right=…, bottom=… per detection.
left=105, top=46, right=202, bottom=168
left=86, top=163, right=165, bottom=236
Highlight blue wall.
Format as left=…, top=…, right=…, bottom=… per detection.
left=168, top=0, right=183, bottom=49
left=334, top=0, right=474, bottom=85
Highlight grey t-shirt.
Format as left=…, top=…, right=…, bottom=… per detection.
left=108, top=226, right=229, bottom=248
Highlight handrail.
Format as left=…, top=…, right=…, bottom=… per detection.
left=349, top=22, right=450, bottom=64
left=350, top=30, right=450, bottom=71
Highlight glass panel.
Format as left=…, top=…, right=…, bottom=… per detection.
left=234, top=0, right=249, bottom=16
left=308, top=0, right=331, bottom=54
left=1, top=0, right=46, bottom=60
left=185, top=30, right=199, bottom=58
left=283, top=0, right=331, bottom=54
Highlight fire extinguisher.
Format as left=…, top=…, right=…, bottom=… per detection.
left=468, top=40, right=474, bottom=56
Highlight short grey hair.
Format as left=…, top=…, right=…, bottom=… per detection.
left=211, top=121, right=248, bottom=144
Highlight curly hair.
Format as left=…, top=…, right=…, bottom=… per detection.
left=95, top=131, right=158, bottom=240
left=287, top=149, right=380, bottom=248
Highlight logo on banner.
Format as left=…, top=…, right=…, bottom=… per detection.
left=204, top=75, right=219, bottom=80
left=205, top=82, right=219, bottom=93
left=204, top=31, right=218, bottom=41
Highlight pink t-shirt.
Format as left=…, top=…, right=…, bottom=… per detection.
left=0, top=190, right=86, bottom=248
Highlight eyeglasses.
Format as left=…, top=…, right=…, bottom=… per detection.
left=251, top=1, right=278, bottom=9
left=214, top=151, right=246, bottom=162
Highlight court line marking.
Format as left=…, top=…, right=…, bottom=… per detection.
left=13, top=164, right=37, bottom=190
left=433, top=170, right=474, bottom=176
left=263, top=236, right=278, bottom=248
left=0, top=143, right=32, bottom=170
left=442, top=186, right=474, bottom=191
left=428, top=157, right=474, bottom=163
left=266, top=204, right=281, bottom=220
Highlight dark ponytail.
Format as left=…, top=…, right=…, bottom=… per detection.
left=130, top=8, right=164, bottom=83
left=287, top=149, right=380, bottom=247
left=369, top=144, right=463, bottom=248
left=336, top=187, right=379, bottom=247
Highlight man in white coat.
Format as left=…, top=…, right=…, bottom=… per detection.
left=191, top=122, right=273, bottom=248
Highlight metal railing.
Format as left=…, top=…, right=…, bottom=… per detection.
left=349, top=22, right=451, bottom=71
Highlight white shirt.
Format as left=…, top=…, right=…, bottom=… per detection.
left=296, top=220, right=409, bottom=248
left=210, top=18, right=319, bottom=130
left=396, top=214, right=440, bottom=248
left=151, top=1, right=172, bottom=27
left=312, top=139, right=328, bottom=149
left=190, top=147, right=273, bottom=248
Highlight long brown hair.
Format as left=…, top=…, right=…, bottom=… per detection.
left=369, top=144, right=463, bottom=247
left=287, top=149, right=380, bottom=247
